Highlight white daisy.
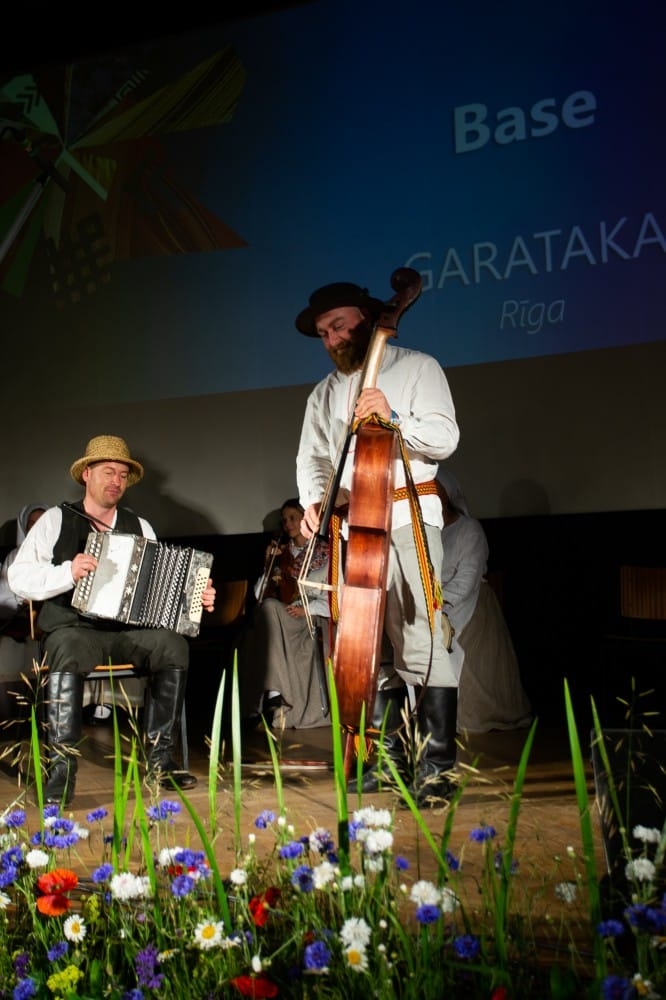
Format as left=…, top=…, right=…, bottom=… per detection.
left=193, top=919, right=224, bottom=950
left=344, top=945, right=369, bottom=972
left=63, top=914, right=87, bottom=942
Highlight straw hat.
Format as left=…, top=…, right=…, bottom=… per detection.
left=70, top=435, right=144, bottom=486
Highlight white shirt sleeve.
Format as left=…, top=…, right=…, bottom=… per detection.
left=7, top=507, right=74, bottom=600
left=8, top=507, right=158, bottom=601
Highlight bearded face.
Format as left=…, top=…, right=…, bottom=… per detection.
left=325, top=314, right=374, bottom=374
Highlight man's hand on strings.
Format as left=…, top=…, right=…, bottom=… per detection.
left=301, top=503, right=321, bottom=540
left=354, top=387, right=392, bottom=422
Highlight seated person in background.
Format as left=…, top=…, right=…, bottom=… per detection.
left=0, top=503, right=48, bottom=636
left=438, top=470, right=533, bottom=734
left=8, top=435, right=216, bottom=804
left=239, top=498, right=330, bottom=729
left=0, top=504, right=47, bottom=724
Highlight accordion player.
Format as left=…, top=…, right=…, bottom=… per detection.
left=72, top=531, right=214, bottom=637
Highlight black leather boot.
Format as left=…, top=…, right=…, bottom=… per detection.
left=348, top=686, right=409, bottom=793
left=145, top=668, right=197, bottom=790
left=43, top=672, right=84, bottom=806
left=406, top=686, right=458, bottom=808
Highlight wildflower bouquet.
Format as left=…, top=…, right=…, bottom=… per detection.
left=0, top=667, right=663, bottom=999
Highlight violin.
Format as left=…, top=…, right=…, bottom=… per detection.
left=258, top=535, right=299, bottom=605
left=330, top=267, right=423, bottom=742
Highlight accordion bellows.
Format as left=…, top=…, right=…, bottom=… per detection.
left=72, top=532, right=213, bottom=637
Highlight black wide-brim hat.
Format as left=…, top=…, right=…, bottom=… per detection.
left=295, top=282, right=386, bottom=337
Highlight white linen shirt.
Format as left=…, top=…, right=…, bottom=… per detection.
left=8, top=506, right=156, bottom=601
left=296, top=343, right=460, bottom=532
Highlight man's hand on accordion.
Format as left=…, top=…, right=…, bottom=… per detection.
left=201, top=579, right=216, bottom=613
left=72, top=552, right=98, bottom=583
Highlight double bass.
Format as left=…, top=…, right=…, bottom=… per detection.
left=325, top=267, right=423, bottom=754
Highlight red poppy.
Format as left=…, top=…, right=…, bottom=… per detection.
left=36, top=868, right=78, bottom=916
left=490, top=988, right=509, bottom=1000
left=36, top=868, right=78, bottom=894
left=230, top=975, right=279, bottom=998
left=36, top=893, right=73, bottom=916
left=248, top=887, right=281, bottom=928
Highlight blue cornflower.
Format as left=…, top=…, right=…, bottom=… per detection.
left=308, top=828, right=335, bottom=854
left=174, top=848, right=205, bottom=868
left=279, top=841, right=304, bottom=860
left=135, top=944, right=164, bottom=990
left=42, top=817, right=79, bottom=850
left=13, top=978, right=38, bottom=1000
left=91, top=863, right=114, bottom=884
left=445, top=850, right=460, bottom=871
left=14, top=952, right=30, bottom=978
left=47, top=941, right=68, bottom=962
left=0, top=865, right=19, bottom=888
left=303, top=939, right=331, bottom=970
left=395, top=855, right=409, bottom=870
left=348, top=819, right=363, bottom=841
left=453, top=934, right=480, bottom=959
left=2, top=846, right=23, bottom=868
left=51, top=817, right=75, bottom=833
left=122, top=990, right=144, bottom=1000
left=29, top=832, right=43, bottom=846
left=415, top=904, right=441, bottom=924
left=3, top=809, right=26, bottom=828
left=146, top=800, right=181, bottom=822
left=597, top=918, right=625, bottom=938
left=255, top=810, right=276, bottom=829
left=601, top=974, right=633, bottom=1000
left=625, top=902, right=666, bottom=934
left=469, top=824, right=496, bottom=842
left=170, top=874, right=195, bottom=898
left=86, top=807, right=108, bottom=823
left=291, top=864, right=315, bottom=892
left=42, top=831, right=79, bottom=849
left=42, top=804, right=60, bottom=819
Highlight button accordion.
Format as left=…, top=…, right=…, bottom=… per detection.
left=71, top=531, right=213, bottom=637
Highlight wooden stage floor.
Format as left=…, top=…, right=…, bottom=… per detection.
left=0, top=711, right=611, bottom=912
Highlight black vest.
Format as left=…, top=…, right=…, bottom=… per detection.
left=38, top=501, right=143, bottom=633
